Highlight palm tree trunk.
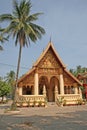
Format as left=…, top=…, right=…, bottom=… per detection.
left=11, top=45, right=22, bottom=109
left=15, top=45, right=22, bottom=90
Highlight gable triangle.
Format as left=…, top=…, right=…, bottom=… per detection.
left=33, top=42, right=66, bottom=69
left=38, top=47, right=61, bottom=68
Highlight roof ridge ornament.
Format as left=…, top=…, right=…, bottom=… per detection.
left=49, top=36, right=52, bottom=43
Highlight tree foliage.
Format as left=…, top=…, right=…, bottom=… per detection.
left=0, top=79, right=11, bottom=102
left=69, top=65, right=87, bottom=77
left=5, top=71, right=15, bottom=86
left=0, top=71, right=15, bottom=102
left=4, top=71, right=15, bottom=99
left=0, top=27, right=8, bottom=50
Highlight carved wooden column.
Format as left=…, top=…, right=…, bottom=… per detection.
left=34, top=72, right=39, bottom=95
left=59, top=74, right=64, bottom=95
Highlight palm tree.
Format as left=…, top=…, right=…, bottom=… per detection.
left=0, top=27, right=8, bottom=50
left=0, top=0, right=45, bottom=107
left=5, top=71, right=15, bottom=84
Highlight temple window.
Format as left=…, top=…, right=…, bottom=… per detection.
left=23, top=86, right=32, bottom=95
left=68, top=86, right=71, bottom=94
left=39, top=84, right=43, bottom=94
left=71, top=86, right=75, bottom=94
left=64, top=86, right=67, bottom=94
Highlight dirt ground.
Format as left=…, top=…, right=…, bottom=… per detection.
left=0, top=101, right=87, bottom=130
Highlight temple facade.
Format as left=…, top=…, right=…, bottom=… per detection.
left=16, top=42, right=82, bottom=106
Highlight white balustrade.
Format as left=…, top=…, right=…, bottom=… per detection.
left=16, top=95, right=45, bottom=103
left=56, top=94, right=81, bottom=104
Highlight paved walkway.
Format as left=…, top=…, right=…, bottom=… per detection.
left=0, top=102, right=87, bottom=130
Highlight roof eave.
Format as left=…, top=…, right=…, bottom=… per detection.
left=65, top=69, right=82, bottom=86
left=18, top=67, right=35, bottom=83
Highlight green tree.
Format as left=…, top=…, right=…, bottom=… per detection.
left=4, top=71, right=15, bottom=99
left=0, top=0, right=45, bottom=106
left=70, top=65, right=87, bottom=77
left=0, top=79, right=11, bottom=102
left=5, top=70, right=15, bottom=85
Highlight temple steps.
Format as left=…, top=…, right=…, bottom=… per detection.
left=47, top=102, right=57, bottom=107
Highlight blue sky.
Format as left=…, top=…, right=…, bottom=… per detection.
left=0, top=0, right=87, bottom=77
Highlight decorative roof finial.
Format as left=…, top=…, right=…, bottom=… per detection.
left=49, top=35, right=52, bottom=43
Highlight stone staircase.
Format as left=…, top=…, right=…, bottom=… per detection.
left=47, top=102, right=57, bottom=107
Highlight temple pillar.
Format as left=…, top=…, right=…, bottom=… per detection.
left=59, top=74, right=64, bottom=95
left=19, top=86, right=22, bottom=95
left=34, top=72, right=39, bottom=95
left=74, top=83, right=78, bottom=94
left=75, top=87, right=78, bottom=94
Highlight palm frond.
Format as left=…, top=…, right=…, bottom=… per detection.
left=30, top=23, right=45, bottom=35
left=0, top=45, right=3, bottom=50
left=0, top=14, right=13, bottom=22
left=13, top=0, right=20, bottom=18
left=27, top=13, right=43, bottom=22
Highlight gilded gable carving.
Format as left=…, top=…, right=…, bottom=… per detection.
left=38, top=49, right=60, bottom=68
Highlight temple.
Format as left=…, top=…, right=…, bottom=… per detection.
left=16, top=42, right=82, bottom=106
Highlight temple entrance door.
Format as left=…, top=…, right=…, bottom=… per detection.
left=47, top=86, right=54, bottom=102
left=48, top=76, right=59, bottom=102
left=39, top=76, right=59, bottom=102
